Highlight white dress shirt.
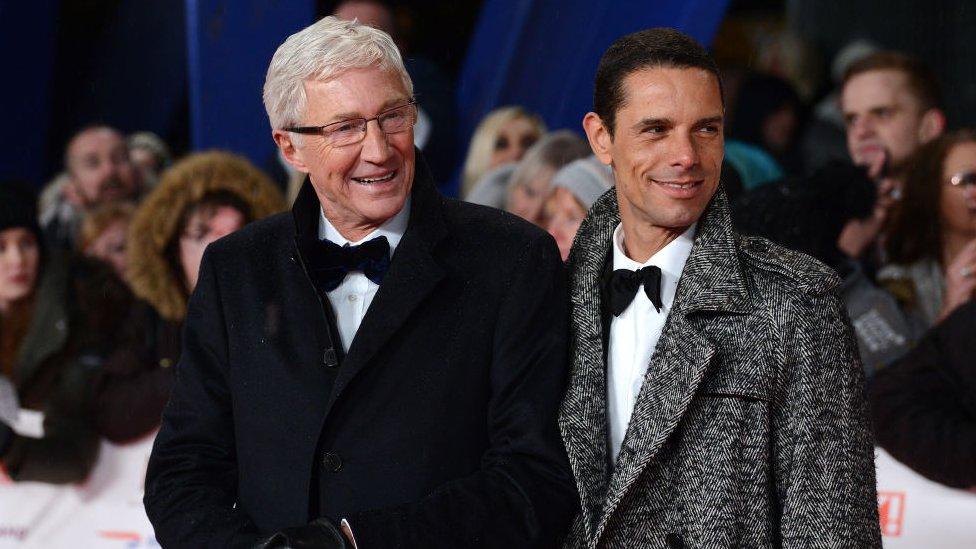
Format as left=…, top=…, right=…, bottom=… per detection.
left=607, top=222, right=696, bottom=462
left=318, top=197, right=411, bottom=353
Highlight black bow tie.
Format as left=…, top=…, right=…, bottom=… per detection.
left=603, top=266, right=663, bottom=316
left=307, top=235, right=391, bottom=291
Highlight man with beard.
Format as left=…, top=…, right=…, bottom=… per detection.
left=41, top=126, right=141, bottom=250
left=838, top=52, right=946, bottom=263
left=559, top=28, right=881, bottom=547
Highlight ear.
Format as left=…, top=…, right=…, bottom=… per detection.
left=582, top=112, right=613, bottom=166
left=272, top=130, right=310, bottom=174
left=919, top=108, right=946, bottom=143
left=62, top=178, right=83, bottom=207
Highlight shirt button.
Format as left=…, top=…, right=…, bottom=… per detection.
left=347, top=294, right=359, bottom=303
left=321, top=451, right=342, bottom=472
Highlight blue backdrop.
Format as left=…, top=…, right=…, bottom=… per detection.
left=452, top=0, right=730, bottom=195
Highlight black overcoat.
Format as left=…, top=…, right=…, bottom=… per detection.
left=144, top=160, right=578, bottom=547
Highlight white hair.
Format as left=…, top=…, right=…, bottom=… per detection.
left=263, top=16, right=413, bottom=131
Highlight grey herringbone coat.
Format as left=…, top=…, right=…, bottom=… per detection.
left=558, top=187, right=881, bottom=549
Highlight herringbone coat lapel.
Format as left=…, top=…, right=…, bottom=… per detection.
left=561, top=185, right=752, bottom=546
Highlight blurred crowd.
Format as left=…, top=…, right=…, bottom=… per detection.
left=1, top=0, right=974, bottom=506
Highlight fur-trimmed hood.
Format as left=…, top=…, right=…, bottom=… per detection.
left=127, top=151, right=285, bottom=322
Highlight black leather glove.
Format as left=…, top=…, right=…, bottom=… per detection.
left=253, top=517, right=349, bottom=549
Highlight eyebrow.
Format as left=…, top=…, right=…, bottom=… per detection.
left=325, top=97, right=412, bottom=124
left=631, top=115, right=724, bottom=131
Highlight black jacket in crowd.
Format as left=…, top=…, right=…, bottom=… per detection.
left=871, top=300, right=976, bottom=489
left=143, top=159, right=579, bottom=547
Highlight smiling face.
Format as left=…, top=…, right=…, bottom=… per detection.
left=585, top=66, right=724, bottom=239
left=274, top=67, right=415, bottom=241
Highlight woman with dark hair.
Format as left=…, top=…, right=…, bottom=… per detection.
left=880, top=129, right=976, bottom=329
left=1, top=183, right=134, bottom=483
left=92, top=151, right=284, bottom=442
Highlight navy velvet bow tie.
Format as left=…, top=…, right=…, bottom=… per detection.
left=603, top=265, right=663, bottom=316
left=309, top=235, right=391, bottom=291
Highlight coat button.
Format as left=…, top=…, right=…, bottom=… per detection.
left=322, top=348, right=338, bottom=368
left=321, top=452, right=342, bottom=472
left=664, top=533, right=683, bottom=549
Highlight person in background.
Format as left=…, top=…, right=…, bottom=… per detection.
left=460, top=106, right=547, bottom=198
left=464, top=163, right=517, bottom=210
left=543, top=156, right=613, bottom=261
left=733, top=163, right=915, bottom=377
left=77, top=202, right=135, bottom=282
left=838, top=51, right=946, bottom=266
left=880, top=129, right=976, bottom=330
left=870, top=300, right=976, bottom=490
left=0, top=183, right=132, bottom=484
left=128, top=131, right=173, bottom=188
left=93, top=151, right=284, bottom=443
left=506, top=130, right=591, bottom=226
left=40, top=125, right=142, bottom=251
left=727, top=72, right=804, bottom=176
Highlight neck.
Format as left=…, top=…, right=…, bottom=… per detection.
left=943, top=229, right=975, bottom=267
left=619, top=217, right=687, bottom=264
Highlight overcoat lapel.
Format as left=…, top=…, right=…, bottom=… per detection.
left=563, top=186, right=752, bottom=545
left=323, top=159, right=448, bottom=418
left=558, top=189, right=618, bottom=540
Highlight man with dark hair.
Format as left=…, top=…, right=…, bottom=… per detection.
left=838, top=51, right=946, bottom=260
left=41, top=125, right=142, bottom=250
left=559, top=27, right=881, bottom=547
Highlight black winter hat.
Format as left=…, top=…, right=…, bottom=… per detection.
left=0, top=181, right=42, bottom=239
left=731, top=161, right=876, bottom=272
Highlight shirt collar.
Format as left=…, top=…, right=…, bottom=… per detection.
left=318, top=196, right=412, bottom=254
left=612, top=221, right=697, bottom=281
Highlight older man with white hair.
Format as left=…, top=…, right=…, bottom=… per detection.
left=143, top=16, right=577, bottom=548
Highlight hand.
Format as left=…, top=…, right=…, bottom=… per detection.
left=940, top=239, right=976, bottom=322
left=0, top=376, right=19, bottom=427
left=253, top=517, right=349, bottom=549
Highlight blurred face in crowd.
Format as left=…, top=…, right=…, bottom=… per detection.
left=508, top=167, right=555, bottom=225
left=179, top=205, right=246, bottom=292
left=275, top=68, right=416, bottom=241
left=763, top=104, right=798, bottom=154
left=130, top=147, right=162, bottom=182
left=491, top=117, right=541, bottom=168
left=585, top=67, right=724, bottom=243
left=0, top=228, right=40, bottom=313
left=544, top=187, right=587, bottom=261
left=84, top=219, right=130, bottom=280
left=940, top=141, right=976, bottom=239
left=65, top=127, right=139, bottom=209
left=841, top=69, right=942, bottom=173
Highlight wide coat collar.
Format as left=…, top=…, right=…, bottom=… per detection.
left=291, top=153, right=448, bottom=422
left=558, top=185, right=752, bottom=545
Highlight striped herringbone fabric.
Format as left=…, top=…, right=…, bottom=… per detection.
left=558, top=186, right=881, bottom=549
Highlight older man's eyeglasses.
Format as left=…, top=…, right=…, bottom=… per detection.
left=948, top=170, right=976, bottom=188
left=285, top=100, right=418, bottom=147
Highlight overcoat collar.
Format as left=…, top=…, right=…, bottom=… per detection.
left=292, top=152, right=448, bottom=420
left=559, top=184, right=752, bottom=544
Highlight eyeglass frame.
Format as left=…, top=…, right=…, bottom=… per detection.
left=283, top=99, right=418, bottom=146
left=948, top=170, right=976, bottom=188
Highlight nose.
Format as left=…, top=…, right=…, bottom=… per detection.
left=852, top=116, right=876, bottom=139
left=670, top=132, right=699, bottom=170
left=360, top=119, right=393, bottom=164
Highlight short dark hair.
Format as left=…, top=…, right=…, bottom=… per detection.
left=842, top=51, right=943, bottom=112
left=593, top=27, right=722, bottom=136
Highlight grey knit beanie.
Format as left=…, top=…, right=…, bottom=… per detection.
left=550, top=156, right=613, bottom=208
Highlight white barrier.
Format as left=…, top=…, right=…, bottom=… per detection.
left=877, top=447, right=976, bottom=548
left=0, top=432, right=157, bottom=548
left=2, top=442, right=974, bottom=547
